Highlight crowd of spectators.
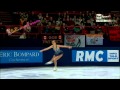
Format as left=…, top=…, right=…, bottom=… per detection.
left=0, top=11, right=120, bottom=37
left=11, top=11, right=120, bottom=34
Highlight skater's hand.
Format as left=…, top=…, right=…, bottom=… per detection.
left=68, top=46, right=72, bottom=49
left=40, top=50, right=43, bottom=52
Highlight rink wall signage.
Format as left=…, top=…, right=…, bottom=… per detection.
left=42, top=34, right=63, bottom=44
left=64, top=35, right=85, bottom=47
left=0, top=50, right=43, bottom=63
left=86, top=34, right=103, bottom=45
left=72, top=50, right=119, bottom=62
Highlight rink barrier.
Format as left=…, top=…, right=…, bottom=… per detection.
left=0, top=47, right=120, bottom=67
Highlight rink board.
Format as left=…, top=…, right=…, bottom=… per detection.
left=0, top=47, right=120, bottom=67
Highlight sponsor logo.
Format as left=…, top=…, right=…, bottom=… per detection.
left=72, top=50, right=119, bottom=62
left=107, top=50, right=119, bottom=62
left=0, top=50, right=43, bottom=63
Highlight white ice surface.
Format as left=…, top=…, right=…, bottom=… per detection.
left=0, top=67, right=120, bottom=79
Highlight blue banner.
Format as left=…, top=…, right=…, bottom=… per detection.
left=0, top=50, right=43, bottom=63
left=72, top=50, right=119, bottom=62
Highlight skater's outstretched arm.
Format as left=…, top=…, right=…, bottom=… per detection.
left=40, top=45, right=53, bottom=52
left=58, top=45, right=72, bottom=49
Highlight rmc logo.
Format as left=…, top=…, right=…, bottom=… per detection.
left=72, top=50, right=119, bottom=62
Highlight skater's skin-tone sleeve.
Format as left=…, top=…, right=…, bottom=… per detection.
left=58, top=45, right=72, bottom=49
left=40, top=45, right=53, bottom=52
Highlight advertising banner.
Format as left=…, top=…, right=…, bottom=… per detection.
left=72, top=50, right=119, bottom=62
left=0, top=50, right=43, bottom=63
left=86, top=34, right=103, bottom=45
left=64, top=35, right=85, bottom=47
left=42, top=35, right=63, bottom=45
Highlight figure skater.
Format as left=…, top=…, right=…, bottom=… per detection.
left=40, top=40, right=72, bottom=71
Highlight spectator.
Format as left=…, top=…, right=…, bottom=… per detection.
left=73, top=25, right=81, bottom=33
left=19, top=33, right=26, bottom=39
left=0, top=26, right=6, bottom=33
left=41, top=18, right=47, bottom=25
left=85, top=20, right=91, bottom=26
left=81, top=18, right=86, bottom=25
left=75, top=18, right=81, bottom=25
left=81, top=13, right=85, bottom=19
left=56, top=18, right=61, bottom=26
left=96, top=27, right=103, bottom=34
left=62, top=17, right=67, bottom=24
left=58, top=12, right=63, bottom=21
left=43, top=22, right=53, bottom=33
left=90, top=18, right=95, bottom=26
left=88, top=12, right=92, bottom=19
left=51, top=20, right=56, bottom=26
left=108, top=22, right=114, bottom=26
left=49, top=16, right=53, bottom=23
left=91, top=11, right=95, bottom=16
left=38, top=13, right=43, bottom=20
left=114, top=22, right=119, bottom=26
left=20, top=17, right=26, bottom=25
left=67, top=18, right=75, bottom=26
left=85, top=20, right=93, bottom=33
left=54, top=22, right=61, bottom=33
left=73, top=15, right=77, bottom=22
left=63, top=24, right=69, bottom=33
left=82, top=28, right=88, bottom=34
left=67, top=25, right=74, bottom=33
left=63, top=12, right=66, bottom=18
left=24, top=12, right=29, bottom=22
left=46, top=13, right=50, bottom=20
left=0, top=18, right=2, bottom=25
left=24, top=22, right=31, bottom=32
left=44, top=25, right=49, bottom=33
left=44, top=22, right=52, bottom=33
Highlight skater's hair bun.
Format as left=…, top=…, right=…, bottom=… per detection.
left=52, top=40, right=56, bottom=44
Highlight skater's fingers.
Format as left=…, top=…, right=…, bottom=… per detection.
left=40, top=50, right=42, bottom=52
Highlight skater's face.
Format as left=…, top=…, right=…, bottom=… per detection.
left=52, top=40, right=56, bottom=45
